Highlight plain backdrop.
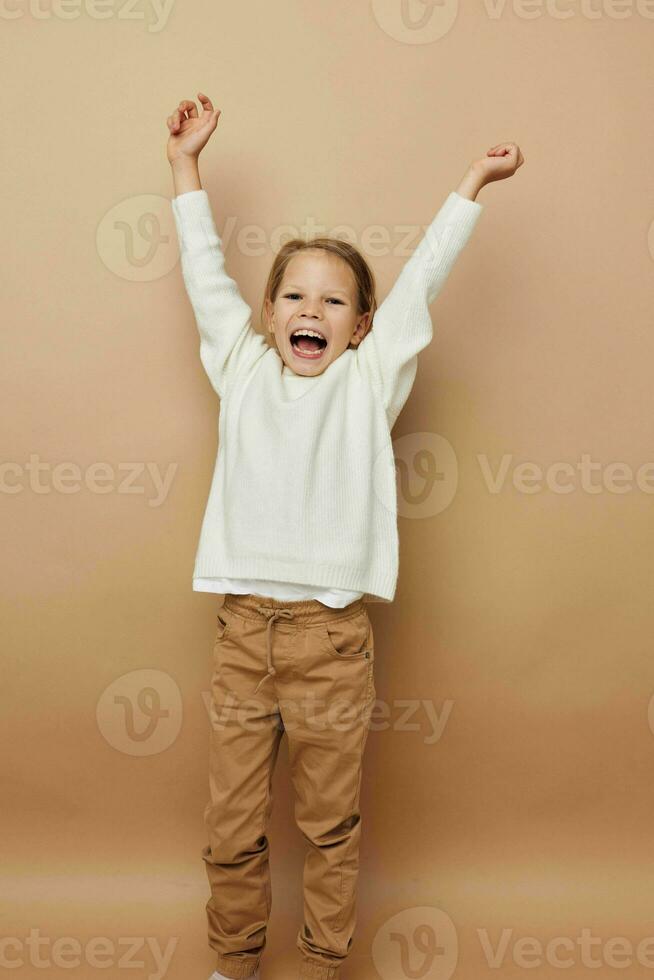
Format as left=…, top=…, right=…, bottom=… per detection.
left=2, top=1, right=654, bottom=978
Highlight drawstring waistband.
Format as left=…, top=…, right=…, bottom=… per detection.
left=252, top=605, right=294, bottom=694
left=222, top=593, right=367, bottom=696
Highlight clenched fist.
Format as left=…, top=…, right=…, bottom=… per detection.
left=472, top=142, right=524, bottom=184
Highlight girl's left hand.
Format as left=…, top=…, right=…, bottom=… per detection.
left=473, top=143, right=524, bottom=184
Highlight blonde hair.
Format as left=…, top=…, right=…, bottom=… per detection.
left=260, top=236, right=377, bottom=344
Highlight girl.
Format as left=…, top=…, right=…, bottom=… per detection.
left=166, top=92, right=523, bottom=980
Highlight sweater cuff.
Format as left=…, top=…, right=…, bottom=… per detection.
left=171, top=187, right=210, bottom=215
left=412, top=190, right=483, bottom=267
left=434, top=190, right=484, bottom=242
left=171, top=188, right=221, bottom=247
left=447, top=190, right=484, bottom=227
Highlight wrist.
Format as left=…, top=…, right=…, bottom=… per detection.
left=170, top=154, right=202, bottom=195
left=170, top=153, right=199, bottom=171
left=456, top=163, right=486, bottom=202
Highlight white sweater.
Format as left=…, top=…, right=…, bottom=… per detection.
left=171, top=189, right=483, bottom=604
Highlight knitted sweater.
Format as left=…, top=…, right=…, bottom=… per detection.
left=171, top=188, right=483, bottom=603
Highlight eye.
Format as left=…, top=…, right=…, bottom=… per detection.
left=283, top=293, right=344, bottom=304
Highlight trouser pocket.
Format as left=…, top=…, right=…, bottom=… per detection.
left=320, top=609, right=373, bottom=662
left=310, top=609, right=375, bottom=715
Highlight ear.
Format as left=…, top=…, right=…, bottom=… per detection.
left=349, top=311, right=372, bottom=348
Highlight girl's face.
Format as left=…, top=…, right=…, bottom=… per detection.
left=266, top=249, right=371, bottom=376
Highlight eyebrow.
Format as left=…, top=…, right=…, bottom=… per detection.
left=282, top=284, right=350, bottom=295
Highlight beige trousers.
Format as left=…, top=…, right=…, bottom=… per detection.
left=203, top=592, right=376, bottom=980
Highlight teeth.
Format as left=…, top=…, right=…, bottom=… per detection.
left=291, top=328, right=325, bottom=340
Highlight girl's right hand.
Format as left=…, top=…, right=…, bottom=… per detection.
left=166, top=92, right=221, bottom=165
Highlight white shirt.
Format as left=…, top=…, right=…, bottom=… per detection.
left=171, top=188, right=483, bottom=604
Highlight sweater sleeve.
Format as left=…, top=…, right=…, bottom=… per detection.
left=171, top=189, right=269, bottom=398
left=355, top=191, right=483, bottom=429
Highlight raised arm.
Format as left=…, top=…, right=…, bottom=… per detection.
left=167, top=94, right=267, bottom=399
left=356, top=143, right=524, bottom=430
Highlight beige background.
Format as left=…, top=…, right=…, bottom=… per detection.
left=3, top=1, right=654, bottom=978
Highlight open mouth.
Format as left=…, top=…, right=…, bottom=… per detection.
left=289, top=328, right=328, bottom=359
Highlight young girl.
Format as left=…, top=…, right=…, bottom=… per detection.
left=166, top=93, right=523, bottom=980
